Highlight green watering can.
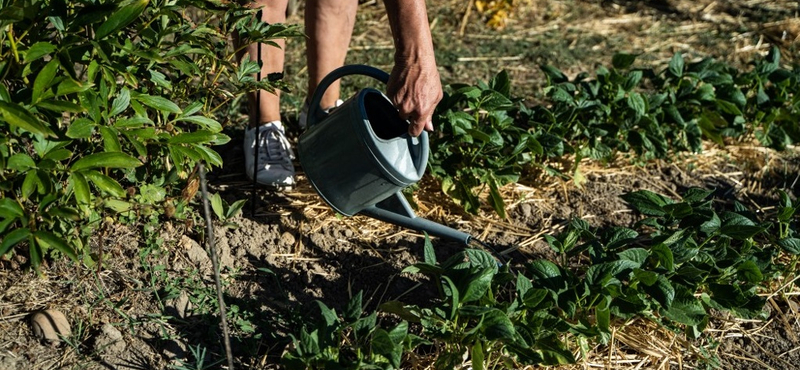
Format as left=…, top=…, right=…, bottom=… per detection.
left=298, top=65, right=471, bottom=244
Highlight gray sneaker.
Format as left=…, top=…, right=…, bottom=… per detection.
left=299, top=99, right=343, bottom=129
left=243, top=121, right=295, bottom=189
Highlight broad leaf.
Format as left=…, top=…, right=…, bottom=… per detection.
left=71, top=152, right=142, bottom=171
left=96, top=0, right=149, bottom=39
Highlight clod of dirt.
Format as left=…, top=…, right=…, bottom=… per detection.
left=94, top=323, right=126, bottom=355
left=29, top=310, right=71, bottom=345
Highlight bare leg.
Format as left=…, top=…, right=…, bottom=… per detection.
left=241, top=0, right=289, bottom=127
left=305, top=0, right=358, bottom=108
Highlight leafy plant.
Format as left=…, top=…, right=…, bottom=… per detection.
left=282, top=292, right=420, bottom=370
left=380, top=188, right=797, bottom=367
left=430, top=70, right=542, bottom=217
left=430, top=47, right=799, bottom=217
left=0, top=0, right=301, bottom=269
left=210, top=192, right=246, bottom=227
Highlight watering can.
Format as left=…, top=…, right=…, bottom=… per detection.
left=298, top=65, right=471, bottom=245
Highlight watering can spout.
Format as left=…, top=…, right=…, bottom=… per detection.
left=360, top=193, right=471, bottom=245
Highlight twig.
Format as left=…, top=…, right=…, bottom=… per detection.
left=199, top=163, right=235, bottom=370
left=459, top=0, right=474, bottom=37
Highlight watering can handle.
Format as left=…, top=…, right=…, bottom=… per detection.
left=307, top=65, right=390, bottom=128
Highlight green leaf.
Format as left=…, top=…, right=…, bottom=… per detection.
left=315, top=301, right=337, bottom=327
left=682, top=188, right=714, bottom=203
left=168, top=131, right=217, bottom=144
left=32, top=59, right=59, bottom=104
left=34, top=230, right=78, bottom=261
left=36, top=100, right=85, bottom=113
left=372, top=329, right=402, bottom=369
left=56, top=78, right=93, bottom=96
left=71, top=152, right=142, bottom=171
left=668, top=53, right=684, bottom=78
left=175, top=115, right=223, bottom=132
left=66, top=118, right=95, bottom=139
left=650, top=243, right=675, bottom=271
left=664, top=287, right=706, bottom=326
left=777, top=238, right=800, bottom=255
left=736, top=260, right=763, bottom=283
left=442, top=275, right=460, bottom=319
left=643, top=274, right=675, bottom=309
left=134, top=94, right=182, bottom=114
left=99, top=126, right=121, bottom=152
left=621, top=190, right=673, bottom=216
left=461, top=267, right=495, bottom=303
left=627, top=92, right=646, bottom=117
left=225, top=199, right=247, bottom=219
left=96, top=0, right=149, bottom=39
left=482, top=309, right=515, bottom=341
left=84, top=170, right=126, bottom=197
left=0, top=101, right=54, bottom=137
left=343, top=291, right=363, bottom=323
left=612, top=53, right=638, bottom=69
left=210, top=193, right=225, bottom=219
left=0, top=227, right=30, bottom=257
left=110, top=88, right=131, bottom=117
left=70, top=172, right=91, bottom=211
left=617, top=248, right=648, bottom=265
left=472, top=341, right=485, bottom=370
left=0, top=198, right=24, bottom=219
left=23, top=42, right=57, bottom=64
left=537, top=335, right=576, bottom=365
left=423, top=234, right=436, bottom=265
left=7, top=153, right=36, bottom=172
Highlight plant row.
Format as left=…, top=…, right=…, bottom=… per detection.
left=430, top=47, right=800, bottom=216
left=280, top=188, right=800, bottom=369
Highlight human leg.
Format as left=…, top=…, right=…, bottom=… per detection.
left=305, top=0, right=358, bottom=109
left=239, top=0, right=295, bottom=188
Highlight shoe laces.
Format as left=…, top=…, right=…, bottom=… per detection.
left=254, top=124, right=293, bottom=165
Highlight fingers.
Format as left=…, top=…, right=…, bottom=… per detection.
left=387, top=64, right=442, bottom=137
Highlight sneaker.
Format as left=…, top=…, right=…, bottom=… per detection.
left=299, top=99, right=343, bottom=130
left=243, top=121, right=295, bottom=189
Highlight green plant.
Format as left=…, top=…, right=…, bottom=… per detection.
left=282, top=291, right=421, bottom=370
left=0, top=0, right=302, bottom=270
left=210, top=192, right=246, bottom=227
left=430, top=70, right=543, bottom=217
left=170, top=343, right=224, bottom=370
left=429, top=48, right=799, bottom=217
left=381, top=188, right=797, bottom=367
left=384, top=239, right=576, bottom=369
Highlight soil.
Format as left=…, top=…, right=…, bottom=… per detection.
left=1, top=1, right=799, bottom=369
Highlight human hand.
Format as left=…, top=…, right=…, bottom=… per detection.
left=386, top=58, right=443, bottom=137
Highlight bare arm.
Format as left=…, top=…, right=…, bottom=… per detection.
left=383, top=0, right=443, bottom=137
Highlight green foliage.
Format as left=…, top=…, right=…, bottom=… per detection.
left=431, top=48, right=800, bottom=216
left=378, top=188, right=797, bottom=367
left=281, top=292, right=420, bottom=370
left=430, top=70, right=542, bottom=217
left=0, top=0, right=301, bottom=269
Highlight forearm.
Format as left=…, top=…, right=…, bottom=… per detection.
left=382, top=0, right=436, bottom=64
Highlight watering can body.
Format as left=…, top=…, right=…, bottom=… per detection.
left=298, top=65, right=470, bottom=244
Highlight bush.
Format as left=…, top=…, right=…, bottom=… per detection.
left=0, top=0, right=300, bottom=270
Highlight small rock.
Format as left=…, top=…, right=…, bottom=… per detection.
left=186, top=242, right=211, bottom=269
left=94, top=323, right=126, bottom=354
left=30, top=309, right=71, bottom=345
left=166, top=291, right=192, bottom=319
left=520, top=203, right=533, bottom=219
left=280, top=231, right=296, bottom=246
